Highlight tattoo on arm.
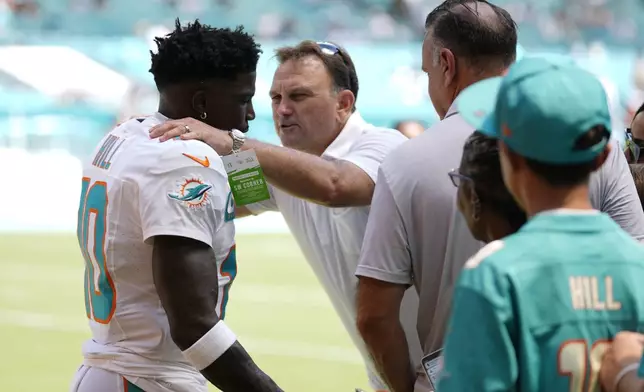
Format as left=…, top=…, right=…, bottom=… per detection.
left=153, top=235, right=282, bottom=391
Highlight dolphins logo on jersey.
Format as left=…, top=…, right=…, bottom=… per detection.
left=168, top=177, right=212, bottom=209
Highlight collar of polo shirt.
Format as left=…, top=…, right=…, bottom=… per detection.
left=444, top=102, right=459, bottom=120
left=322, top=112, right=369, bottom=159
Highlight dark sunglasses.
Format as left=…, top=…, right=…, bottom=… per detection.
left=625, top=128, right=642, bottom=163
left=448, top=168, right=472, bottom=187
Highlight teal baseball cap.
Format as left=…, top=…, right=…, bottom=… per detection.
left=457, top=56, right=612, bottom=164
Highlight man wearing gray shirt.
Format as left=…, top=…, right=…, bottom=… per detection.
left=355, top=1, right=644, bottom=392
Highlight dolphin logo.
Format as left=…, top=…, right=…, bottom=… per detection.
left=168, top=183, right=212, bottom=202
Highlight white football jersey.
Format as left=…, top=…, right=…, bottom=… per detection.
left=77, top=113, right=236, bottom=392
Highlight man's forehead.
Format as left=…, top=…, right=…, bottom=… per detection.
left=202, top=73, right=256, bottom=95
left=272, top=57, right=331, bottom=89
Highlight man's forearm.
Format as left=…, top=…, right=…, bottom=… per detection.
left=202, top=341, right=282, bottom=392
left=363, top=321, right=415, bottom=392
left=242, top=139, right=342, bottom=206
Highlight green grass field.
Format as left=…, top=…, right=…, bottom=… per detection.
left=0, top=233, right=367, bottom=391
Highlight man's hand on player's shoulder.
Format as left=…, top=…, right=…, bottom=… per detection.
left=149, top=117, right=233, bottom=155
left=600, top=331, right=644, bottom=392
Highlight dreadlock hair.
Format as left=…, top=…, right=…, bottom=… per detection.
left=461, top=131, right=527, bottom=233
left=150, top=19, right=262, bottom=91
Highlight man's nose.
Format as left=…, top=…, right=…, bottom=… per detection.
left=276, top=99, right=293, bottom=116
left=246, top=101, right=256, bottom=121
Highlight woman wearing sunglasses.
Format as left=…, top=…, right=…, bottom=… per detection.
left=449, top=131, right=527, bottom=243
left=625, top=102, right=644, bottom=163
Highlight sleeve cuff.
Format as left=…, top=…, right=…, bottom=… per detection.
left=341, top=156, right=378, bottom=183
left=355, top=265, right=412, bottom=285
left=143, top=226, right=213, bottom=248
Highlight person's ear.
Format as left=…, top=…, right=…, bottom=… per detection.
left=336, top=89, right=355, bottom=115
left=191, top=90, right=207, bottom=119
left=440, top=48, right=456, bottom=88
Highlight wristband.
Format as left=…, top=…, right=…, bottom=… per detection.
left=181, top=321, right=237, bottom=370
left=613, top=362, right=640, bottom=391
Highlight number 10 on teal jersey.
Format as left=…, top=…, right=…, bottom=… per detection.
left=77, top=177, right=115, bottom=324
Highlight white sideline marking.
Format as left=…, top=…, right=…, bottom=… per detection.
left=0, top=309, right=363, bottom=364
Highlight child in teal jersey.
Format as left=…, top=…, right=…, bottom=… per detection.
left=438, top=56, right=644, bottom=392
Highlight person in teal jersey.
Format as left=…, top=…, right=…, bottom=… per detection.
left=600, top=331, right=644, bottom=392
left=437, top=56, right=644, bottom=392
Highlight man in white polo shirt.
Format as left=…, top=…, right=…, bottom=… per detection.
left=149, top=40, right=423, bottom=391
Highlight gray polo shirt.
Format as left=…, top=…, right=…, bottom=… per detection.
left=356, top=104, right=644, bottom=392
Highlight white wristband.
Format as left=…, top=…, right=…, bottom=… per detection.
left=181, top=321, right=237, bottom=370
left=613, top=362, right=640, bottom=391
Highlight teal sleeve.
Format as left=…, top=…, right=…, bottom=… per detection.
left=438, top=269, right=518, bottom=392
left=638, top=354, right=644, bottom=378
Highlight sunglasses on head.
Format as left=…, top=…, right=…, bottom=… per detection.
left=315, top=41, right=353, bottom=93
left=316, top=41, right=342, bottom=56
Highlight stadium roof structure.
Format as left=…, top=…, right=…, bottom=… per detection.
left=0, top=45, right=131, bottom=110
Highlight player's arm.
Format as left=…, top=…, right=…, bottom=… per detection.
left=438, top=250, right=518, bottom=392
left=140, top=145, right=282, bottom=391
left=152, top=236, right=281, bottom=391
left=355, top=169, right=415, bottom=392
left=149, top=118, right=406, bottom=207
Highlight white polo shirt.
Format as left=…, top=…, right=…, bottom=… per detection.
left=247, top=112, right=423, bottom=389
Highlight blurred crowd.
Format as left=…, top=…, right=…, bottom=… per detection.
left=2, top=0, right=644, bottom=150
left=1, top=0, right=643, bottom=47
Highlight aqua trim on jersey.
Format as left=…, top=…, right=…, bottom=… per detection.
left=77, top=177, right=115, bottom=324
left=439, top=212, right=644, bottom=392
left=219, top=246, right=238, bottom=320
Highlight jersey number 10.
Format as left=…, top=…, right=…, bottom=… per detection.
left=77, top=177, right=116, bottom=324
left=558, top=339, right=610, bottom=392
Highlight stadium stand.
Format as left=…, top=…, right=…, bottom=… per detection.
left=0, top=0, right=643, bottom=230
